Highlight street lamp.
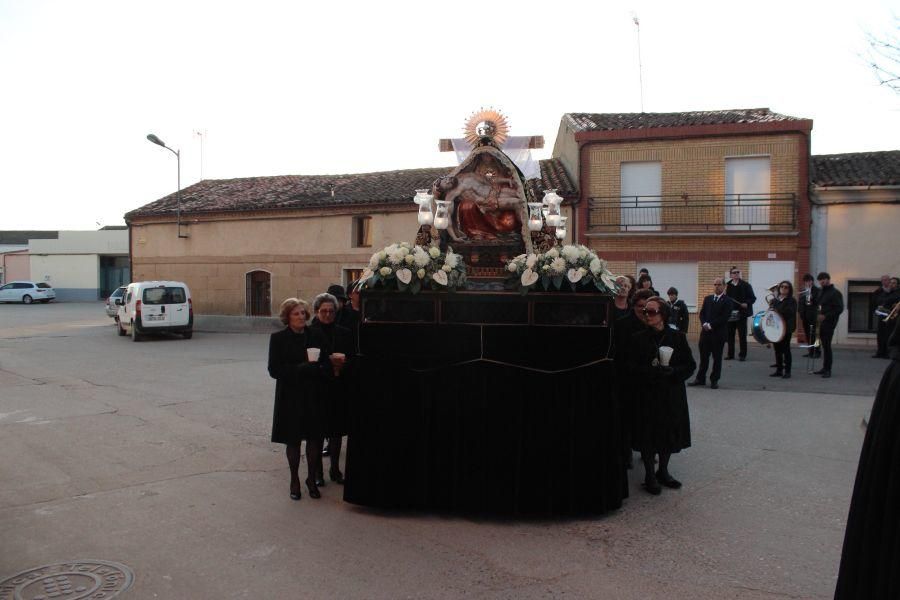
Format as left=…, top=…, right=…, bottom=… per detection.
left=146, top=133, right=188, bottom=238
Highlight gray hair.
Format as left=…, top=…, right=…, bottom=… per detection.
left=313, top=292, right=339, bottom=313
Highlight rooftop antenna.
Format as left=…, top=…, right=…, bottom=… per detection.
left=194, top=129, right=206, bottom=180
left=632, top=14, right=645, bottom=112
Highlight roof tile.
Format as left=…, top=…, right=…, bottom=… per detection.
left=811, top=150, right=900, bottom=187
left=565, top=108, right=806, bottom=132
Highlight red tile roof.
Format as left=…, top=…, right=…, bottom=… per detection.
left=126, top=159, right=577, bottom=220
left=811, top=150, right=900, bottom=187
left=565, top=108, right=806, bottom=132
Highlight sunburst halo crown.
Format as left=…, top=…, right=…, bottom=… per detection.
left=463, top=108, right=510, bottom=146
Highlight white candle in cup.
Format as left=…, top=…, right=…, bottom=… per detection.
left=434, top=216, right=449, bottom=229
left=658, top=346, right=674, bottom=367
left=306, top=347, right=321, bottom=362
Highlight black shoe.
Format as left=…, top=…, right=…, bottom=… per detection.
left=724, top=356, right=734, bottom=361
left=770, top=363, right=778, bottom=368
left=305, top=479, right=321, bottom=499
left=644, top=477, right=662, bottom=495
left=769, top=371, right=783, bottom=377
left=738, top=356, right=746, bottom=362
left=873, top=354, right=887, bottom=359
left=688, top=380, right=705, bottom=387
left=782, top=372, right=791, bottom=379
left=812, top=368, right=827, bottom=375
left=329, top=468, right=345, bottom=484
left=290, top=482, right=302, bottom=501
left=821, top=371, right=831, bottom=378
left=315, top=476, right=326, bottom=487
left=656, top=471, right=682, bottom=489
left=710, top=382, right=719, bottom=389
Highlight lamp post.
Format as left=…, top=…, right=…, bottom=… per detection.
left=146, top=133, right=188, bottom=238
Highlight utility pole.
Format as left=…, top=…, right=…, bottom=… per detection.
left=633, top=15, right=645, bottom=112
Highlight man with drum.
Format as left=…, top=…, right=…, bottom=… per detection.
left=725, top=267, right=756, bottom=362
left=689, top=277, right=734, bottom=389
left=813, top=272, right=844, bottom=378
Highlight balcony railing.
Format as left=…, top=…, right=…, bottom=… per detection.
left=587, top=193, right=797, bottom=233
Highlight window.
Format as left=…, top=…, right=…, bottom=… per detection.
left=637, top=262, right=699, bottom=311
left=343, top=268, right=365, bottom=287
left=847, top=280, right=881, bottom=333
left=620, top=162, right=662, bottom=231
left=352, top=216, right=372, bottom=248
left=142, top=287, right=187, bottom=305
left=37, top=283, right=51, bottom=289
left=15, top=282, right=33, bottom=289
left=725, top=157, right=771, bottom=231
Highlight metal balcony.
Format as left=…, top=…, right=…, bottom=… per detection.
left=587, top=193, right=797, bottom=233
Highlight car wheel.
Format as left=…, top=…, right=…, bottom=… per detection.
left=182, top=330, right=193, bottom=339
left=131, top=321, right=141, bottom=342
left=117, top=318, right=126, bottom=336
left=22, top=294, right=33, bottom=305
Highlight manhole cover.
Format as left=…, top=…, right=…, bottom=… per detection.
left=0, top=560, right=133, bottom=599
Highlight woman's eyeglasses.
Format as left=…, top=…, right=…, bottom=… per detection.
left=643, top=308, right=662, bottom=316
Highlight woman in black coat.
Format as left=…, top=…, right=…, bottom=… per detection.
left=627, top=296, right=697, bottom=495
left=769, top=280, right=797, bottom=378
left=835, top=317, right=900, bottom=598
left=269, top=298, right=329, bottom=500
left=308, top=292, right=354, bottom=486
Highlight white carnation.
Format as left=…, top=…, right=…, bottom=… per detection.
left=379, top=266, right=392, bottom=276
left=442, top=265, right=452, bottom=272
left=368, top=253, right=381, bottom=268
left=413, top=246, right=431, bottom=267
left=507, top=262, right=519, bottom=273
left=388, top=249, right=405, bottom=265
left=562, top=245, right=580, bottom=264
left=444, top=251, right=459, bottom=269
left=428, top=246, right=440, bottom=258
left=546, top=248, right=559, bottom=259
left=589, top=258, right=602, bottom=274
left=417, top=268, right=426, bottom=279
left=551, top=257, right=567, bottom=274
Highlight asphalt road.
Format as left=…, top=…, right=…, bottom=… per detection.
left=0, top=302, right=886, bottom=599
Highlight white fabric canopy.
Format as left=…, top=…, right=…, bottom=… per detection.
left=449, top=137, right=541, bottom=181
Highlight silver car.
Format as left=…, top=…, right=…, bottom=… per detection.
left=0, top=281, right=56, bottom=304
left=105, top=286, right=127, bottom=317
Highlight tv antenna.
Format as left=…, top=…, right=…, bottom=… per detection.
left=632, top=14, right=645, bottom=112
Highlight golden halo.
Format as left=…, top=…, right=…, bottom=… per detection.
left=463, top=108, right=510, bottom=146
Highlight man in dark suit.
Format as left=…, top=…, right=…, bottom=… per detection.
left=725, top=267, right=756, bottom=361
left=689, top=277, right=733, bottom=389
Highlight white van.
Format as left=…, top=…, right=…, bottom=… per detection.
left=116, top=281, right=193, bottom=341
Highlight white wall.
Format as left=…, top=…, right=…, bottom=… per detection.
left=29, top=255, right=99, bottom=301
left=29, top=230, right=127, bottom=254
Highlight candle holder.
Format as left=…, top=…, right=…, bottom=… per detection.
left=543, top=189, right=562, bottom=227
left=555, top=216, right=568, bottom=242
left=414, top=189, right=434, bottom=226
left=434, top=200, right=451, bottom=230
left=527, top=202, right=544, bottom=231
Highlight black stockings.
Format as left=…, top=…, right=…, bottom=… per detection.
left=641, top=451, right=673, bottom=480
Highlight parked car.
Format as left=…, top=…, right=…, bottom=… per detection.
left=0, top=281, right=56, bottom=304
left=105, top=286, right=127, bottom=318
left=116, top=281, right=193, bottom=341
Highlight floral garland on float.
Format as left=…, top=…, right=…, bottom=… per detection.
left=504, top=244, right=619, bottom=294
left=360, top=242, right=468, bottom=294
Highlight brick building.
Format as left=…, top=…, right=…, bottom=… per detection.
left=124, top=161, right=576, bottom=316
left=553, top=108, right=813, bottom=331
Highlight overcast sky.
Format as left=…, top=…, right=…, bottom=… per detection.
left=1, top=0, right=897, bottom=230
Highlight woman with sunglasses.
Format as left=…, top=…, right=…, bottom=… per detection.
left=769, top=280, right=797, bottom=378
left=627, top=297, right=696, bottom=495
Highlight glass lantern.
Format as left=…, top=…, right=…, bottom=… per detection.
left=527, top=202, right=544, bottom=231
left=555, top=216, right=568, bottom=241
left=433, top=200, right=451, bottom=230
left=543, top=189, right=562, bottom=227
left=413, top=189, right=434, bottom=226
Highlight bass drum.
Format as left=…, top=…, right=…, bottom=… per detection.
left=752, top=310, right=786, bottom=344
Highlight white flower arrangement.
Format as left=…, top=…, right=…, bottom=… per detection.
left=504, top=245, right=619, bottom=294
left=361, top=242, right=467, bottom=293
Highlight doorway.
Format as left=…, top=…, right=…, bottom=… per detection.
left=246, top=270, right=271, bottom=316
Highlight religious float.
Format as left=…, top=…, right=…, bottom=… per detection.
left=343, top=110, right=627, bottom=515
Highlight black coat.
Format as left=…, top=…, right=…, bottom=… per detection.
left=268, top=326, right=329, bottom=444
left=819, top=284, right=845, bottom=325
left=308, top=320, right=355, bottom=437
left=798, top=285, right=820, bottom=323
left=726, top=279, right=756, bottom=317
left=699, top=294, right=734, bottom=336
left=835, top=319, right=900, bottom=598
left=770, top=295, right=797, bottom=334
left=668, top=299, right=690, bottom=333
left=627, top=326, right=696, bottom=453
